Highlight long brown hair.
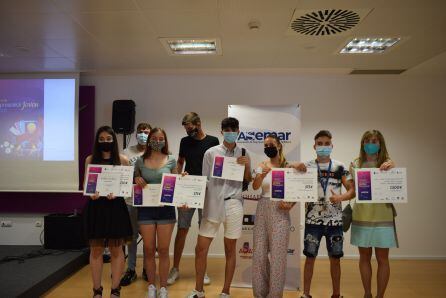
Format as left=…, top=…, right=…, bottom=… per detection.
left=265, top=134, right=287, bottom=167
left=358, top=130, right=390, bottom=167
left=91, top=126, right=121, bottom=165
left=142, top=127, right=169, bottom=160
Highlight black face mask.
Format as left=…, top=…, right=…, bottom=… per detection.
left=98, top=141, right=114, bottom=152
left=187, top=128, right=198, bottom=138
left=264, top=146, right=278, bottom=158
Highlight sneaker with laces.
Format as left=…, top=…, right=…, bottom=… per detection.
left=203, top=272, right=211, bottom=285
left=167, top=267, right=179, bottom=285
left=219, top=293, right=230, bottom=298
left=159, top=287, right=168, bottom=298
left=120, top=269, right=137, bottom=286
left=147, top=284, right=157, bottom=298
left=185, top=289, right=205, bottom=298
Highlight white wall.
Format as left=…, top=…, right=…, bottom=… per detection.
left=2, top=73, right=445, bottom=259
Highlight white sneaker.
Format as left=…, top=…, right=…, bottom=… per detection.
left=159, top=287, right=168, bottom=298
left=147, top=284, right=157, bottom=298
left=219, top=293, right=230, bottom=298
left=185, top=289, right=205, bottom=298
left=167, top=267, right=179, bottom=285
left=203, top=272, right=211, bottom=285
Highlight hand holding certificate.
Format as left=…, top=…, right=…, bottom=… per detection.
left=84, top=164, right=134, bottom=197
left=133, top=184, right=162, bottom=207
left=158, top=174, right=207, bottom=208
left=270, top=168, right=318, bottom=202
left=355, top=168, right=407, bottom=203
left=211, top=155, right=245, bottom=182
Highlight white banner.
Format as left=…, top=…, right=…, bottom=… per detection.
left=228, top=104, right=301, bottom=290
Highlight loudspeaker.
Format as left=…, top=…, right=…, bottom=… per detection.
left=112, top=99, right=135, bottom=134
left=44, top=213, right=86, bottom=249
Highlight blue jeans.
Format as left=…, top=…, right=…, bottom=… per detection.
left=303, top=224, right=344, bottom=258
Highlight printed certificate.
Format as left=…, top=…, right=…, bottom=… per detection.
left=83, top=164, right=134, bottom=197
left=159, top=174, right=207, bottom=208
left=356, top=168, right=407, bottom=203
left=132, top=184, right=162, bottom=207
left=211, top=155, right=245, bottom=182
left=270, top=168, right=318, bottom=202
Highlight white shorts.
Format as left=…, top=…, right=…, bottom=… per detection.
left=199, top=199, right=243, bottom=239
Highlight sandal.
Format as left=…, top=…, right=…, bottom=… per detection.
left=92, top=286, right=103, bottom=297
left=111, top=286, right=121, bottom=297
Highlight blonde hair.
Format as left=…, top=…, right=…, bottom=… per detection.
left=357, top=130, right=390, bottom=167
left=265, top=134, right=287, bottom=167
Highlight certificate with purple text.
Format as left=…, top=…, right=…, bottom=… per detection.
left=355, top=168, right=407, bottom=203
left=211, top=155, right=245, bottom=182
left=132, top=184, right=162, bottom=207
left=159, top=174, right=207, bottom=208
left=270, top=168, right=318, bottom=202
left=83, top=164, right=134, bottom=197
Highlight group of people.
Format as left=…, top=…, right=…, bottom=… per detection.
left=83, top=112, right=398, bottom=298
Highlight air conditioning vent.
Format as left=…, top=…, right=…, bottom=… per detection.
left=287, top=9, right=372, bottom=36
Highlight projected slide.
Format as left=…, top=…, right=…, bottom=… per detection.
left=0, top=79, right=75, bottom=161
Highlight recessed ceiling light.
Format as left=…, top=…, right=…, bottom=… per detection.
left=340, top=37, right=400, bottom=54
left=159, top=38, right=221, bottom=55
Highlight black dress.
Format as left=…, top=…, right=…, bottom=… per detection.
left=84, top=157, right=133, bottom=247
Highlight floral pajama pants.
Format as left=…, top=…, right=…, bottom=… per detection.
left=252, top=198, right=291, bottom=298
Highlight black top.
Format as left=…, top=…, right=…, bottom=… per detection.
left=179, top=135, right=219, bottom=175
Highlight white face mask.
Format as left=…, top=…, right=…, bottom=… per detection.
left=136, top=133, right=148, bottom=145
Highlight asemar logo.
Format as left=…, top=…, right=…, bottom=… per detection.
left=237, top=131, right=292, bottom=143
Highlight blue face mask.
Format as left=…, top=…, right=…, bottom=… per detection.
left=223, top=132, right=238, bottom=144
left=136, top=133, right=148, bottom=145
left=316, top=146, right=332, bottom=157
left=364, top=143, right=380, bottom=155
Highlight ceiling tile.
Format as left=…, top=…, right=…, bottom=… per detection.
left=52, top=0, right=138, bottom=12
left=142, top=9, right=220, bottom=37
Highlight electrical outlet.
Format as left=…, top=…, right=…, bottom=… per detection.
left=35, top=221, right=42, bottom=227
left=1, top=220, right=12, bottom=227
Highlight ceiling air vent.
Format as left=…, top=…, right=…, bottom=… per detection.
left=287, top=9, right=372, bottom=36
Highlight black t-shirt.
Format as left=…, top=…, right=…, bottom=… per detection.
left=179, top=135, right=219, bottom=175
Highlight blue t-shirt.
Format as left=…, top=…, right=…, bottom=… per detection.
left=134, top=154, right=176, bottom=184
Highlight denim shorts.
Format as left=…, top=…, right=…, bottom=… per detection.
left=138, top=206, right=176, bottom=225
left=303, top=224, right=344, bottom=258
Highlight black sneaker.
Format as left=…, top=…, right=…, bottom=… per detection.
left=103, top=254, right=111, bottom=263
left=120, top=269, right=137, bottom=286
left=142, top=268, right=148, bottom=281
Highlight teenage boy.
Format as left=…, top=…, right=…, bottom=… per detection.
left=293, top=130, right=355, bottom=298
left=186, top=117, right=252, bottom=298
left=120, top=122, right=151, bottom=286
left=168, top=112, right=219, bottom=285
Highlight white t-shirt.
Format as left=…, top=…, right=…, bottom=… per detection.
left=304, top=159, right=352, bottom=226
left=123, top=145, right=144, bottom=166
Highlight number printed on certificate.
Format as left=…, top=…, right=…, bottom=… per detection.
left=158, top=174, right=207, bottom=208
left=83, top=164, right=134, bottom=197
left=270, top=168, right=318, bottom=202
left=355, top=168, right=408, bottom=203
left=211, top=155, right=245, bottom=182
